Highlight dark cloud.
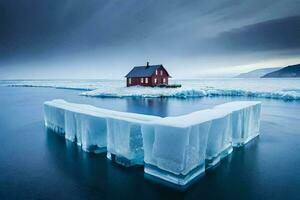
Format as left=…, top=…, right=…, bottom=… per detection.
left=215, top=15, right=300, bottom=52
left=0, top=0, right=299, bottom=78
left=0, top=0, right=106, bottom=57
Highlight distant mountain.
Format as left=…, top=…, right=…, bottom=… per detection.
left=235, top=67, right=282, bottom=78
left=262, top=64, right=300, bottom=78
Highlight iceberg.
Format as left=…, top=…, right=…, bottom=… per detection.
left=65, top=109, right=107, bottom=153
left=214, top=101, right=261, bottom=147
left=142, top=108, right=234, bottom=185
left=44, top=99, right=261, bottom=187
left=81, top=86, right=300, bottom=100
left=205, top=109, right=232, bottom=168
left=106, top=114, right=160, bottom=166
left=44, top=99, right=161, bottom=157
left=45, top=100, right=108, bottom=153
left=64, top=102, right=161, bottom=165
left=44, top=99, right=67, bottom=135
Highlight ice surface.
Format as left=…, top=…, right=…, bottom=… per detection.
left=45, top=100, right=109, bottom=152
left=142, top=102, right=261, bottom=185
left=44, top=100, right=67, bottom=135
left=44, top=99, right=161, bottom=156
left=66, top=110, right=107, bottom=153
left=204, top=109, right=232, bottom=167
left=82, top=87, right=300, bottom=100
left=214, top=101, right=261, bottom=147
left=3, top=79, right=300, bottom=100
left=106, top=114, right=160, bottom=166
left=44, top=99, right=261, bottom=186
left=62, top=101, right=161, bottom=164
left=142, top=109, right=222, bottom=185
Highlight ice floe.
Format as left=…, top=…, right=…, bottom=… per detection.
left=2, top=79, right=300, bottom=100
left=44, top=99, right=261, bottom=187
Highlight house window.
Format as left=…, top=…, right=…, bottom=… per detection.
left=155, top=70, right=158, bottom=75
left=154, top=78, right=157, bottom=84
left=141, top=78, right=144, bottom=83
left=160, top=70, right=163, bottom=76
left=145, top=78, right=148, bottom=84
left=163, top=78, right=166, bottom=83
left=128, top=78, right=131, bottom=85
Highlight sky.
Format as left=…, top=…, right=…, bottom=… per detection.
left=0, top=0, right=300, bottom=79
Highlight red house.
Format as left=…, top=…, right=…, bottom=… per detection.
left=125, top=62, right=171, bottom=87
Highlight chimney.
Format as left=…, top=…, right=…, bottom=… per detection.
left=146, top=61, right=149, bottom=68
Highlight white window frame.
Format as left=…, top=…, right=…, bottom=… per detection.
left=163, top=78, right=166, bottom=83
left=160, top=70, right=163, bottom=76
left=155, top=70, right=158, bottom=75
left=128, top=78, right=131, bottom=85
left=141, top=77, right=144, bottom=83
left=154, top=78, right=157, bottom=84
left=145, top=77, right=148, bottom=84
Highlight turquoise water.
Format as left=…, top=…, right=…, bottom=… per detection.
left=0, top=86, right=300, bottom=199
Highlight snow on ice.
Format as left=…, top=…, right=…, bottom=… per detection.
left=3, top=79, right=300, bottom=100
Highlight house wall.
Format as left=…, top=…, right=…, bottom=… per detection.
left=127, top=66, right=169, bottom=87
left=150, top=66, right=169, bottom=86
left=127, top=77, right=153, bottom=87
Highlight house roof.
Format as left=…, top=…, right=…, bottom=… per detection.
left=125, top=64, right=171, bottom=78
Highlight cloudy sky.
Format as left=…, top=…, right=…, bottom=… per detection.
left=0, top=0, right=300, bottom=79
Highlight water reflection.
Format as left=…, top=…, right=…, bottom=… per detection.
left=126, top=98, right=169, bottom=117
left=45, top=128, right=187, bottom=199
left=45, top=126, right=263, bottom=200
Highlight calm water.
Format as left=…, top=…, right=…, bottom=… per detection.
left=0, top=87, right=300, bottom=200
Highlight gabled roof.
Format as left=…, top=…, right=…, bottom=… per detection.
left=125, top=64, right=171, bottom=78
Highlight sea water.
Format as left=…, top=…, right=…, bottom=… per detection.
left=0, top=80, right=300, bottom=199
